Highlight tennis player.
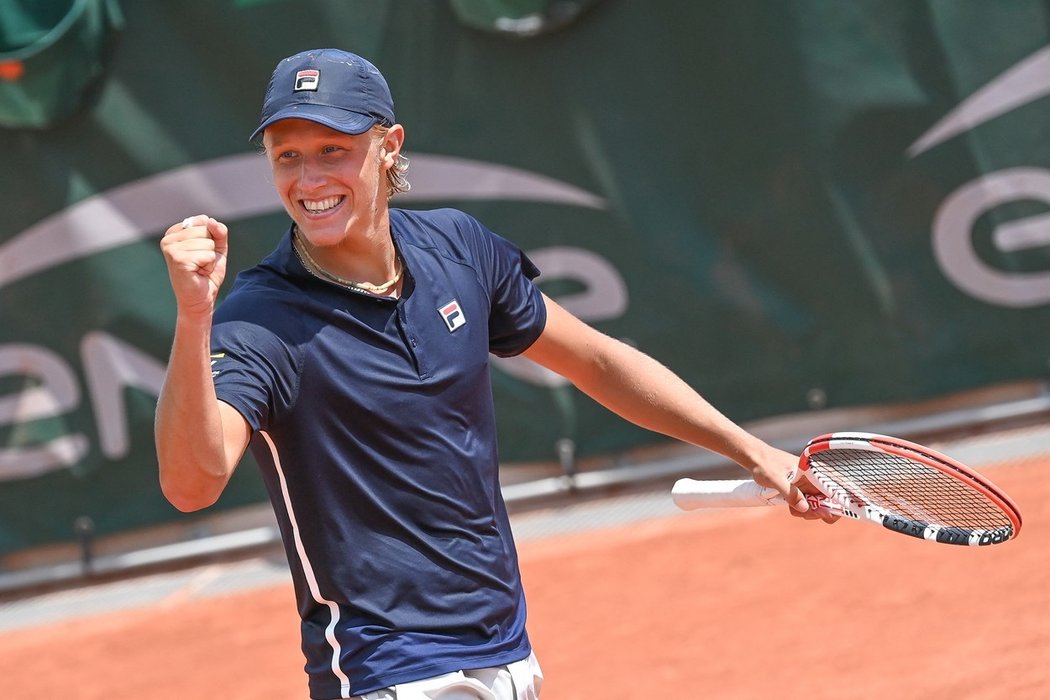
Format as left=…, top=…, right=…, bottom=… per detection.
left=156, top=48, right=822, bottom=700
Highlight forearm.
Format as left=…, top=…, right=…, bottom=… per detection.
left=572, top=339, right=772, bottom=472
left=155, top=315, right=234, bottom=511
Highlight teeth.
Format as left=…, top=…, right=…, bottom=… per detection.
left=303, top=196, right=341, bottom=212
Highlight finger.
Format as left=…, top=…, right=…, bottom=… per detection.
left=163, top=242, right=217, bottom=266
left=172, top=251, right=222, bottom=274
left=169, top=235, right=217, bottom=250
left=181, top=214, right=209, bottom=230
left=166, top=215, right=208, bottom=237
left=205, top=217, right=230, bottom=256
left=786, top=484, right=810, bottom=513
left=164, top=215, right=207, bottom=239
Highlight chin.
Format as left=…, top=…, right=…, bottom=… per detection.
left=296, top=221, right=349, bottom=247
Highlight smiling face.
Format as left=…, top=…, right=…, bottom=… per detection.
left=263, top=119, right=403, bottom=248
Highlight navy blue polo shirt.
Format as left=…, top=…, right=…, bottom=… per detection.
left=209, top=208, right=547, bottom=698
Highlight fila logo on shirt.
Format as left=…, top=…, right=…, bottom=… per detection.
left=438, top=299, right=466, bottom=332
left=294, top=69, right=319, bottom=91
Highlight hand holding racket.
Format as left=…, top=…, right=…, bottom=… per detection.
left=672, top=433, right=1022, bottom=546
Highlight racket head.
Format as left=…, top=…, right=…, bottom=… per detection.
left=800, top=432, right=1022, bottom=546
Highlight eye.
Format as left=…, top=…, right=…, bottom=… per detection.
left=273, top=150, right=298, bottom=163
left=321, top=144, right=342, bottom=155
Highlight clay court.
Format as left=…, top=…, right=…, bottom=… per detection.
left=0, top=431, right=1046, bottom=699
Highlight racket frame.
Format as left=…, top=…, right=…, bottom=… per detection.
left=800, top=432, right=1022, bottom=546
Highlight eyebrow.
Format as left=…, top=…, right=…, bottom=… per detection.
left=265, top=129, right=363, bottom=150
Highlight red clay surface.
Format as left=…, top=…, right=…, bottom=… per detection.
left=1, top=456, right=1046, bottom=699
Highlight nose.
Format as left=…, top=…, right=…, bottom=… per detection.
left=297, top=156, right=327, bottom=191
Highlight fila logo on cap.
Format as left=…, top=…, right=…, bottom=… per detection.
left=294, top=69, right=319, bottom=91
left=438, top=299, right=466, bottom=332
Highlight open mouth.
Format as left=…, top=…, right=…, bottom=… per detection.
left=301, top=195, right=345, bottom=215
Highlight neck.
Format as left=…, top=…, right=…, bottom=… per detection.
left=292, top=226, right=403, bottom=296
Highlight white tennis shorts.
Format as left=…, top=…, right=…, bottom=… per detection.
left=352, top=652, right=543, bottom=700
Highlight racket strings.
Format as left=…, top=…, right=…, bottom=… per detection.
left=809, top=449, right=1010, bottom=530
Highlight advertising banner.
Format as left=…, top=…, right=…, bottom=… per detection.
left=1, top=1, right=1048, bottom=553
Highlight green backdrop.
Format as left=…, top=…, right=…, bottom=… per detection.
left=2, top=0, right=1049, bottom=554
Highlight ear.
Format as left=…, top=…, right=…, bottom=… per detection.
left=379, top=124, right=405, bottom=166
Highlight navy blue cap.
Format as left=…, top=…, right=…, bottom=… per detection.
left=250, top=48, right=395, bottom=141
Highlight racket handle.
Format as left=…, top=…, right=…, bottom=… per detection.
left=672, top=478, right=784, bottom=510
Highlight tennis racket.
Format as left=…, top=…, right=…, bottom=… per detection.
left=672, top=432, right=1022, bottom=546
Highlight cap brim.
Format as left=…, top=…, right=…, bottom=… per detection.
left=249, top=104, right=380, bottom=141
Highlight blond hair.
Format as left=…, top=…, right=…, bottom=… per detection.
left=373, top=125, right=410, bottom=198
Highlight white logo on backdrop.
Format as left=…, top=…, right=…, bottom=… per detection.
left=908, top=45, right=1050, bottom=308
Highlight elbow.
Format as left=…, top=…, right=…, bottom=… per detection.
left=159, top=471, right=223, bottom=513
left=162, top=485, right=218, bottom=513
left=166, top=493, right=218, bottom=513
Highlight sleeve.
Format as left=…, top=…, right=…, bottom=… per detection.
left=209, top=310, right=301, bottom=433
left=463, top=215, right=547, bottom=357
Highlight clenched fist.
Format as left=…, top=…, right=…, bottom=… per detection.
left=160, top=215, right=229, bottom=320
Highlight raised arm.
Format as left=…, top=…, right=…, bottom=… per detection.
left=155, top=215, right=250, bottom=512
left=522, top=294, right=811, bottom=514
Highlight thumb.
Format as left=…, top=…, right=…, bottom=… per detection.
left=786, top=484, right=810, bottom=513
left=207, top=217, right=230, bottom=256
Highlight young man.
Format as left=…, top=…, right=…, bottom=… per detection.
left=156, top=48, right=826, bottom=700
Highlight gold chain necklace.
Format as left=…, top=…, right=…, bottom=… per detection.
left=292, top=228, right=403, bottom=295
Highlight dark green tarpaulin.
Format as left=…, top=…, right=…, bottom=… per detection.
left=1, top=0, right=1048, bottom=554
